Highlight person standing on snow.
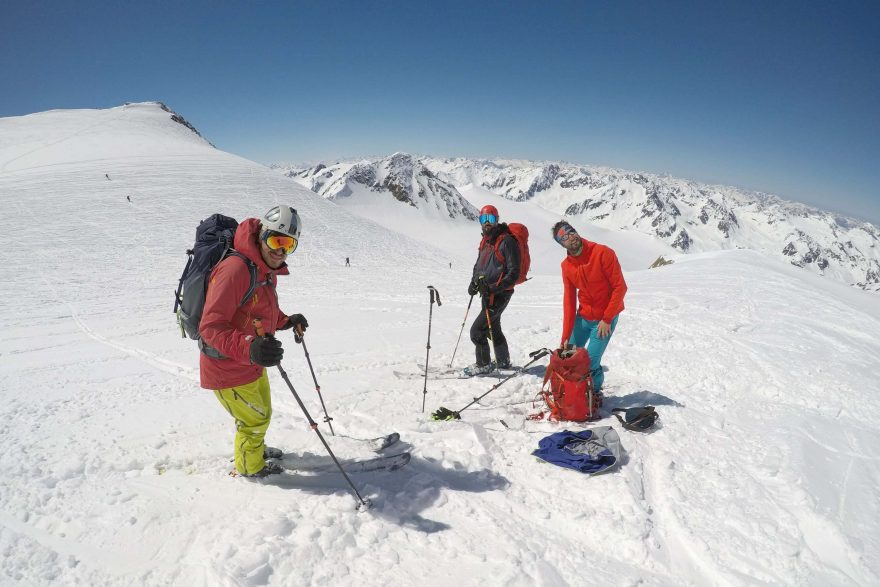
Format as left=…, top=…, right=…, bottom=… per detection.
left=464, top=204, right=520, bottom=376
left=553, top=220, right=627, bottom=391
left=199, top=205, right=309, bottom=478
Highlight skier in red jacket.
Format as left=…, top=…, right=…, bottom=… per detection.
left=200, top=205, right=308, bottom=478
left=553, top=220, right=627, bottom=391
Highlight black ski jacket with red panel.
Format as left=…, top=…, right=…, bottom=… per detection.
left=472, top=223, right=520, bottom=293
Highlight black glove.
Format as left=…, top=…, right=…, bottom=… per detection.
left=477, top=278, right=490, bottom=298
left=467, top=279, right=479, bottom=296
left=249, top=334, right=283, bottom=367
left=288, top=314, right=308, bottom=335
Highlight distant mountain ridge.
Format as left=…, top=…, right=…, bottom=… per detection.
left=283, top=153, right=478, bottom=221
left=281, top=155, right=880, bottom=292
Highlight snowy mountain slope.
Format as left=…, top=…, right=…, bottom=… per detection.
left=283, top=153, right=501, bottom=274
left=286, top=152, right=478, bottom=219
left=0, top=102, right=211, bottom=172
left=425, top=157, right=880, bottom=291
left=284, top=157, right=673, bottom=276
left=284, top=156, right=880, bottom=291
left=452, top=181, right=678, bottom=276
left=1, top=104, right=879, bottom=586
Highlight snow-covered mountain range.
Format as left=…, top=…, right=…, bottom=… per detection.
left=281, top=156, right=880, bottom=292
left=283, top=153, right=478, bottom=221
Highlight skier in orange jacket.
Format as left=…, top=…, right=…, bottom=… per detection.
left=553, top=220, right=627, bottom=391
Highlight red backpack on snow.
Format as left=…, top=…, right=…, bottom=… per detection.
left=494, top=223, right=530, bottom=285
left=530, top=347, right=601, bottom=422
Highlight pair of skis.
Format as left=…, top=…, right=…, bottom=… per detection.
left=248, top=433, right=409, bottom=476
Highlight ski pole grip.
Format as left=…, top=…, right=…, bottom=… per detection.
left=427, top=285, right=441, bottom=306
left=529, top=347, right=551, bottom=359
left=252, top=318, right=266, bottom=337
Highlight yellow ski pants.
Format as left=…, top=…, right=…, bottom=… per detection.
left=214, top=369, right=272, bottom=475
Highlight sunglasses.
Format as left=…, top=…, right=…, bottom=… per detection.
left=555, top=226, right=577, bottom=244
left=263, top=231, right=298, bottom=255
left=612, top=406, right=658, bottom=431
left=480, top=213, right=498, bottom=225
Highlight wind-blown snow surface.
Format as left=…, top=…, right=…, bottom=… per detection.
left=1, top=104, right=879, bottom=586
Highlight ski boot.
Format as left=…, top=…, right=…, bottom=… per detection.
left=462, top=362, right=495, bottom=377
left=243, top=461, right=284, bottom=478
left=263, top=446, right=283, bottom=460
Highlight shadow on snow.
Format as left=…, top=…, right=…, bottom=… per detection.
left=266, top=450, right=509, bottom=533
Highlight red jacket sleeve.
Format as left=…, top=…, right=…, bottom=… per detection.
left=560, top=263, right=577, bottom=345
left=200, top=259, right=253, bottom=364
left=600, top=248, right=627, bottom=323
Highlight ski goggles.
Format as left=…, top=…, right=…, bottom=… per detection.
left=612, top=406, right=658, bottom=432
left=262, top=231, right=298, bottom=255
left=554, top=224, right=577, bottom=244
left=479, top=213, right=498, bottom=225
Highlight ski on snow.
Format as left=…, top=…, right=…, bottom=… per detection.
left=230, top=451, right=411, bottom=479
left=326, top=432, right=401, bottom=452
left=267, top=432, right=399, bottom=456
left=289, top=451, right=411, bottom=475
left=358, top=432, right=400, bottom=452
left=418, top=362, right=525, bottom=376
left=394, top=366, right=524, bottom=380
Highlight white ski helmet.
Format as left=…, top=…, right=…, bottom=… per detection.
left=260, top=205, right=301, bottom=239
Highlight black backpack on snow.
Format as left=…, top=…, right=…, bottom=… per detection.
left=173, top=214, right=261, bottom=341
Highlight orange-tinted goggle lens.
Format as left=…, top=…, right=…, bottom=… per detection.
left=555, top=227, right=576, bottom=244
left=265, top=234, right=298, bottom=254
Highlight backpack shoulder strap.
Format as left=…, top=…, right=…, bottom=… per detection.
left=226, top=250, right=266, bottom=307
left=173, top=248, right=196, bottom=313
left=492, top=232, right=514, bottom=263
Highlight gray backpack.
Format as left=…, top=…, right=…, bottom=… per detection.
left=173, top=214, right=259, bottom=340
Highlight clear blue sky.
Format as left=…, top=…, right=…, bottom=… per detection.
left=2, top=0, right=878, bottom=223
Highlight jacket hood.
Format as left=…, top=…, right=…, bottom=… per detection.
left=234, top=218, right=290, bottom=276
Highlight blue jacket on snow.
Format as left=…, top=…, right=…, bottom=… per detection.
left=533, top=428, right=621, bottom=475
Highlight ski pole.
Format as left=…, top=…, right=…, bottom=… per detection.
left=449, top=294, right=474, bottom=368
left=422, top=285, right=442, bottom=413
left=253, top=319, right=370, bottom=511
left=294, top=332, right=335, bottom=436
left=480, top=277, right=497, bottom=366
left=431, top=347, right=551, bottom=421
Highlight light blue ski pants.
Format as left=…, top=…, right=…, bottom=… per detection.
left=567, top=315, right=619, bottom=391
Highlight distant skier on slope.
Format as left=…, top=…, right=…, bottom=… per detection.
left=345, top=256, right=350, bottom=267
left=199, top=205, right=309, bottom=478
left=463, top=205, right=521, bottom=376
left=553, top=220, right=627, bottom=391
